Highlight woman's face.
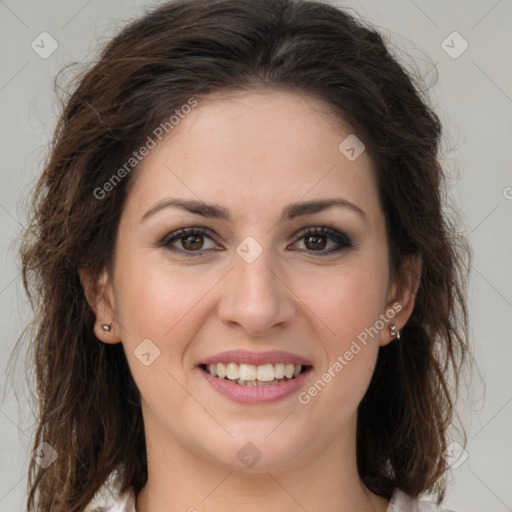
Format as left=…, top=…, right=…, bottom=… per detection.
left=94, top=88, right=412, bottom=472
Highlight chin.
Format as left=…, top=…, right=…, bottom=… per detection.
left=198, top=431, right=308, bottom=473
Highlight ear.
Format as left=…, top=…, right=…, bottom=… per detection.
left=78, top=268, right=121, bottom=344
left=380, top=253, right=422, bottom=346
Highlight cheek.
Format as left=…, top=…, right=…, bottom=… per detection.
left=112, top=262, right=210, bottom=407
left=298, top=280, right=383, bottom=421
left=294, top=255, right=388, bottom=403
left=113, top=253, right=220, bottom=357
left=296, top=257, right=389, bottom=345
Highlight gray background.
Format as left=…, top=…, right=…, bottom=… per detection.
left=1, top=0, right=511, bottom=510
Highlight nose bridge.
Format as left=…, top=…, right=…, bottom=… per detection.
left=218, top=236, right=295, bottom=335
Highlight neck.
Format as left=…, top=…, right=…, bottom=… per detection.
left=135, top=410, right=389, bottom=512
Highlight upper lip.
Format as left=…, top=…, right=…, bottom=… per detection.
left=200, top=350, right=313, bottom=367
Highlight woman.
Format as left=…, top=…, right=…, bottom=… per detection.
left=20, top=0, right=471, bottom=510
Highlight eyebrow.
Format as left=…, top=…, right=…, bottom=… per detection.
left=140, top=197, right=367, bottom=223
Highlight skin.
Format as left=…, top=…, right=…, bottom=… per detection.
left=81, top=88, right=420, bottom=512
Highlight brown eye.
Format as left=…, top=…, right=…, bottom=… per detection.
left=160, top=227, right=219, bottom=256
left=304, top=234, right=327, bottom=251
left=160, top=226, right=353, bottom=258
left=293, top=227, right=353, bottom=255
left=181, top=234, right=204, bottom=251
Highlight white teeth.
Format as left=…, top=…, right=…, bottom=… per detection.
left=226, top=362, right=238, bottom=380
left=256, top=363, right=275, bottom=382
left=274, top=363, right=285, bottom=379
left=205, top=362, right=304, bottom=383
left=217, top=362, right=227, bottom=379
left=238, top=364, right=257, bottom=381
left=237, top=378, right=257, bottom=386
left=284, top=363, right=295, bottom=379
left=259, top=379, right=279, bottom=386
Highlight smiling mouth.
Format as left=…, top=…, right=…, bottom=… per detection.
left=200, top=362, right=312, bottom=386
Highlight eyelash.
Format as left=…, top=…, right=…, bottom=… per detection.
left=158, top=226, right=353, bottom=258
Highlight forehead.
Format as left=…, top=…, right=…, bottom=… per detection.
left=123, top=88, right=380, bottom=224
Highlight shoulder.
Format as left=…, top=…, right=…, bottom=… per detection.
left=387, top=489, right=459, bottom=512
left=86, top=488, right=137, bottom=512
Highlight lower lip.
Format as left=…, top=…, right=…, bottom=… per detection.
left=199, top=366, right=312, bottom=404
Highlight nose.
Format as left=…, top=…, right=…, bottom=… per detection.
left=217, top=245, right=297, bottom=337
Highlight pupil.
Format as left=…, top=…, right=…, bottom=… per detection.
left=306, top=235, right=326, bottom=250
left=183, top=235, right=202, bottom=250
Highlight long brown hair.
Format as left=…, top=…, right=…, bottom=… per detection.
left=17, top=0, right=471, bottom=510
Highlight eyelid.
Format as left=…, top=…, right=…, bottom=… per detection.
left=158, top=227, right=219, bottom=249
left=290, top=226, right=354, bottom=254
left=158, top=225, right=354, bottom=257
left=293, top=225, right=352, bottom=243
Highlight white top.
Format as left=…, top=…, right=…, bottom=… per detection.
left=95, top=487, right=457, bottom=511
